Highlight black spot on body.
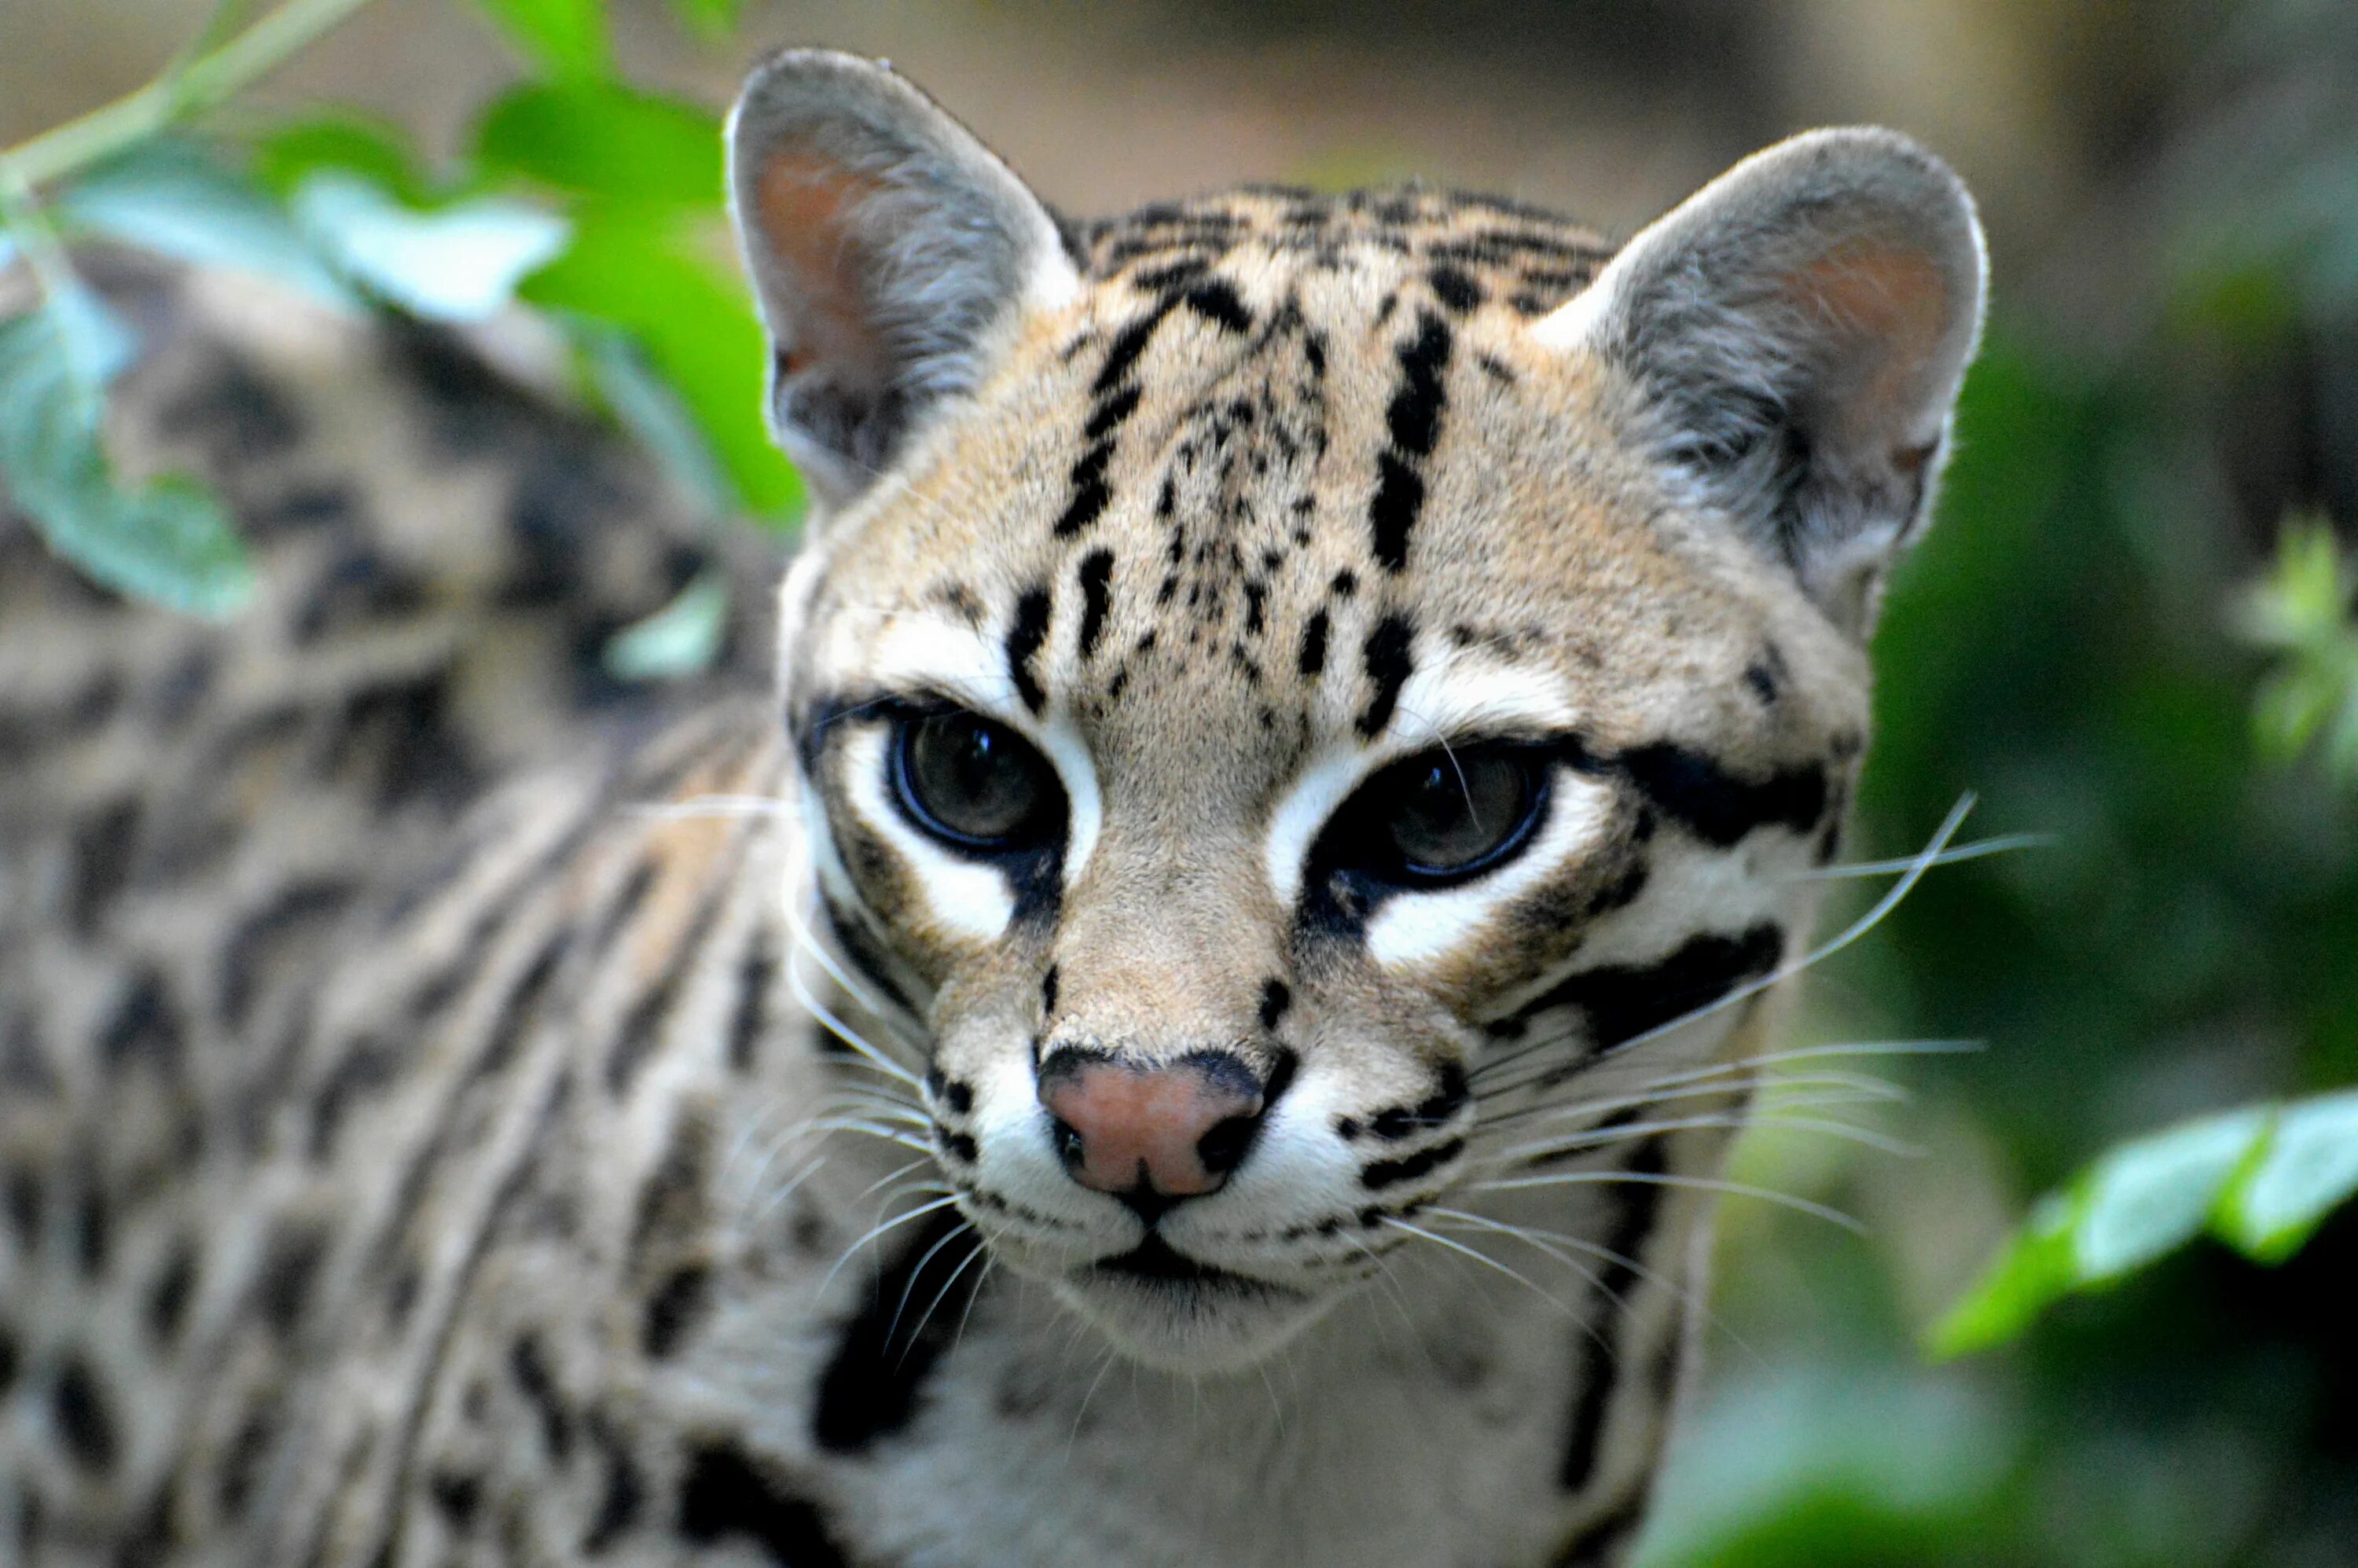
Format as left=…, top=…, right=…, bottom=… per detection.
left=726, top=928, right=777, bottom=1074
left=220, top=878, right=358, bottom=1027
left=510, top=1333, right=575, bottom=1461
left=1560, top=1137, right=1670, bottom=1491
left=678, top=1441, right=855, bottom=1566
left=430, top=1471, right=482, bottom=1530
left=99, top=968, right=185, bottom=1074
left=642, top=1265, right=711, bottom=1357
left=1005, top=588, right=1053, bottom=715
left=1357, top=615, right=1415, bottom=738
left=251, top=1221, right=328, bottom=1338
left=68, top=797, right=139, bottom=936
left=147, top=1243, right=197, bottom=1346
left=584, top=1419, right=646, bottom=1553
left=55, top=1356, right=119, bottom=1472
left=811, top=1206, right=984, bottom=1453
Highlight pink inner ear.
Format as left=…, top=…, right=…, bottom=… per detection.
left=755, top=150, right=887, bottom=379
left=1786, top=240, right=1953, bottom=442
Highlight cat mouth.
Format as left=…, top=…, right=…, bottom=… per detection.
left=1089, top=1234, right=1302, bottom=1300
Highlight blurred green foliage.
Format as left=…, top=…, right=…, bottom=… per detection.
left=0, top=0, right=795, bottom=669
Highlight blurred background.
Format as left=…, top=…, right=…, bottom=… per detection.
left=6, top=2, right=2357, bottom=1562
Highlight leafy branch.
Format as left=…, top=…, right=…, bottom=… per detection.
left=4, top=0, right=380, bottom=192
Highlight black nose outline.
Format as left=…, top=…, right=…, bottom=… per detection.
left=1036, top=1048, right=1298, bottom=1221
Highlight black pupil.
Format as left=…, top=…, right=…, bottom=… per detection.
left=1386, top=753, right=1531, bottom=873
left=903, top=713, right=1046, bottom=845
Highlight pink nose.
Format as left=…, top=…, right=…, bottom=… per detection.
left=1038, top=1052, right=1266, bottom=1203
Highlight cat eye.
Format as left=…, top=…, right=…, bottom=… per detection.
left=1339, top=745, right=1549, bottom=884
left=891, top=708, right=1063, bottom=852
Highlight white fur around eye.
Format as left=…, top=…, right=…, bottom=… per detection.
left=837, top=725, right=1015, bottom=941
left=1362, top=767, right=1618, bottom=968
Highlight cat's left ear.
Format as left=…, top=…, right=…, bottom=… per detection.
left=1536, top=128, right=1986, bottom=633
left=726, top=50, right=1081, bottom=512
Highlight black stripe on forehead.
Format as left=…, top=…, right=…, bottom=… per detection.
left=1356, top=614, right=1415, bottom=738
left=1056, top=279, right=1258, bottom=540
left=1369, top=308, right=1453, bottom=572
left=1005, top=586, right=1052, bottom=714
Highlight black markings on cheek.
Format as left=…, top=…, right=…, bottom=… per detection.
left=1366, top=1061, right=1470, bottom=1140
left=1258, top=979, right=1292, bottom=1031
left=1617, top=744, right=1827, bottom=847
left=1298, top=610, right=1330, bottom=677
left=939, top=1130, right=979, bottom=1163
left=1040, top=965, right=1060, bottom=1019
left=1005, top=588, right=1053, bottom=715
left=1357, top=615, right=1416, bottom=739
left=1074, top=549, right=1115, bottom=660
left=1489, top=924, right=1785, bottom=1047
left=1359, top=1137, right=1465, bottom=1191
left=1743, top=644, right=1787, bottom=705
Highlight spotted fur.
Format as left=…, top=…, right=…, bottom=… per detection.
left=1, top=50, right=1984, bottom=1567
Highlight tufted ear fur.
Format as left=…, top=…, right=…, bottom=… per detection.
left=1536, top=128, right=1985, bottom=633
left=726, top=50, right=1081, bottom=512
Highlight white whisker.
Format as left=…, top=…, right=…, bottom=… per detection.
left=1789, top=832, right=2047, bottom=880
left=1468, top=1168, right=1868, bottom=1235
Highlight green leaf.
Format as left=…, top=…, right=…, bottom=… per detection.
left=1928, top=1090, right=2358, bottom=1358
left=2070, top=1107, right=2269, bottom=1281
left=474, top=82, right=722, bottom=211
left=518, top=213, right=801, bottom=520
left=2217, top=1088, right=2358, bottom=1261
left=290, top=172, right=569, bottom=322
left=1922, top=1192, right=2078, bottom=1360
left=0, top=291, right=254, bottom=618
left=53, top=138, right=352, bottom=307
left=249, top=113, right=435, bottom=206
left=666, top=0, right=744, bottom=39
left=471, top=0, right=610, bottom=80
left=603, top=571, right=729, bottom=681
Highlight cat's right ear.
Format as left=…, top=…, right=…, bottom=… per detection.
left=726, top=50, right=1080, bottom=511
